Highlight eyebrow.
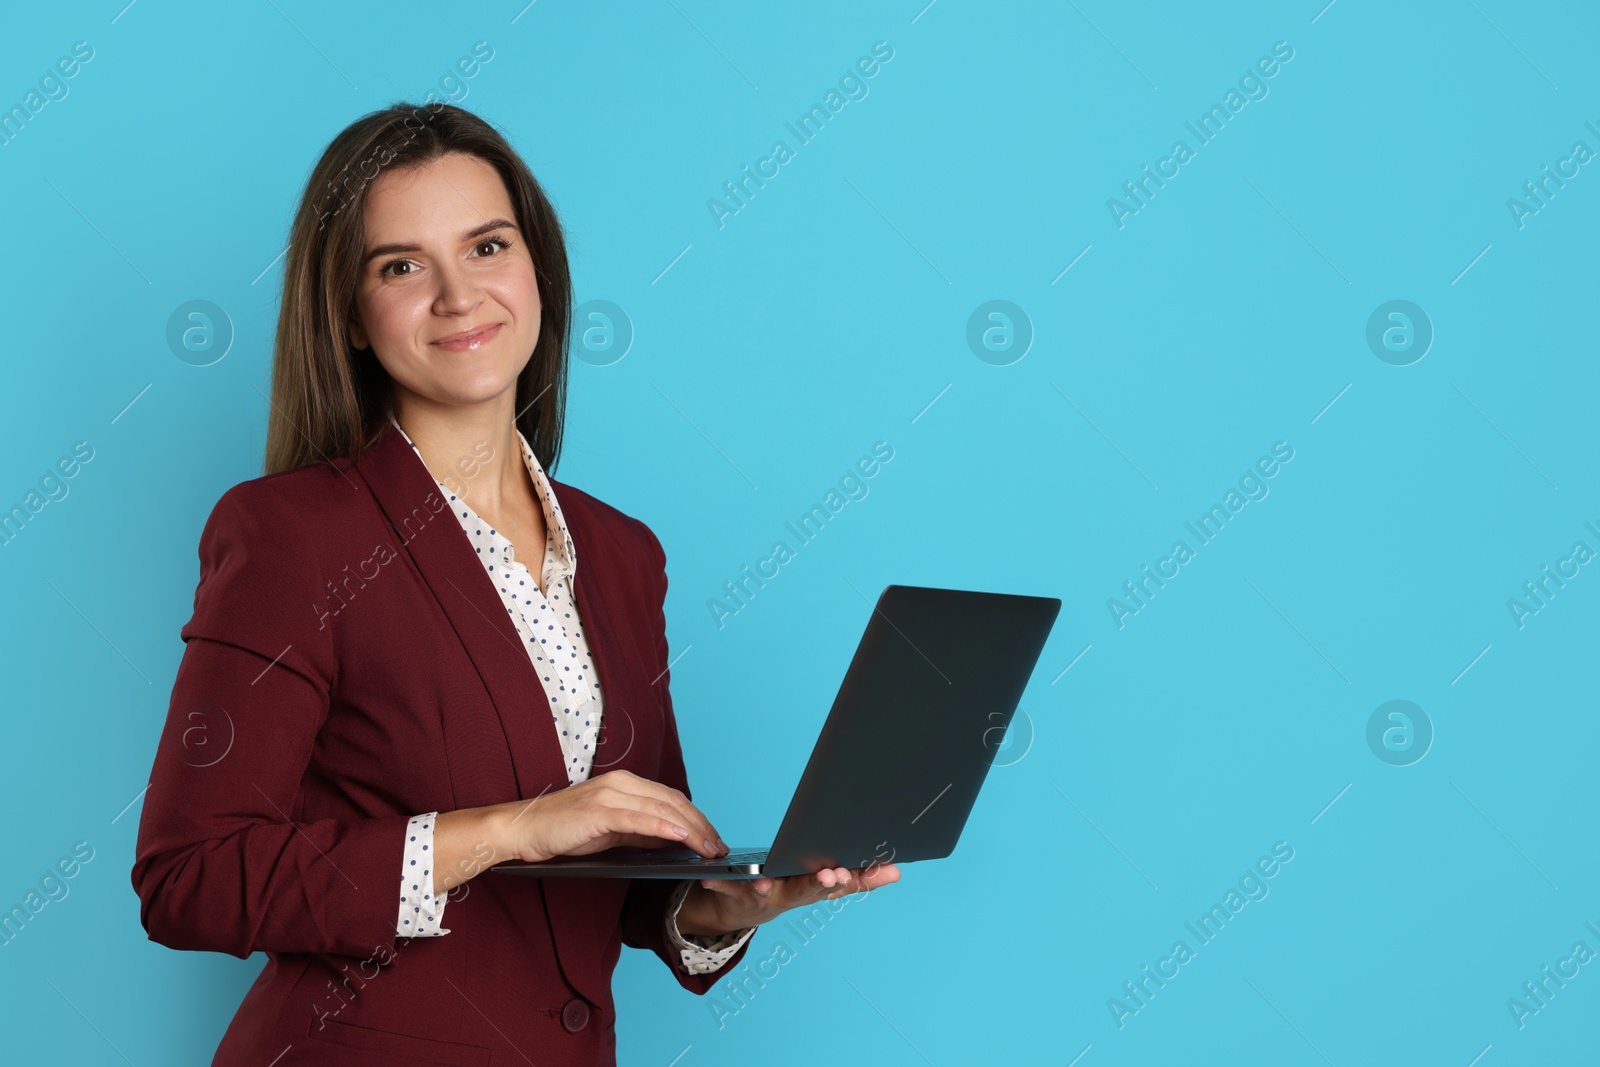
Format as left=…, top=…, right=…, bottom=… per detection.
left=362, top=218, right=519, bottom=265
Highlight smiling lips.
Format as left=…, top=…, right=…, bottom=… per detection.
left=432, top=322, right=503, bottom=350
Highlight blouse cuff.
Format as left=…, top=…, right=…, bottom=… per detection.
left=397, top=812, right=450, bottom=937
left=664, top=881, right=756, bottom=974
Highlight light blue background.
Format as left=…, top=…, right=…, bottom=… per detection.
left=1, top=1, right=1596, bottom=1063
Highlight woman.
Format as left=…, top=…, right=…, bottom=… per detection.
left=131, top=101, right=899, bottom=1065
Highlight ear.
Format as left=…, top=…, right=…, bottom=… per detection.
left=349, top=315, right=368, bottom=351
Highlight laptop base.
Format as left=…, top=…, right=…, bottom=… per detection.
left=492, top=846, right=769, bottom=879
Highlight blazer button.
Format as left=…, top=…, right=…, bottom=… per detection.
left=561, top=998, right=590, bottom=1033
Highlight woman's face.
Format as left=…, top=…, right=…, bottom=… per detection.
left=348, top=151, right=540, bottom=412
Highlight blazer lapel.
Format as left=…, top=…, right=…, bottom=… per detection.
left=353, top=422, right=570, bottom=809
left=354, top=422, right=637, bottom=1007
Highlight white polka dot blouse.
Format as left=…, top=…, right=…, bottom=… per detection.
left=385, top=413, right=754, bottom=974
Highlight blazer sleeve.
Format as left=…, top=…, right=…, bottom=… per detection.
left=130, top=481, right=414, bottom=961
left=618, top=521, right=756, bottom=993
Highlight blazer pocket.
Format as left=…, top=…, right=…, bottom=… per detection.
left=305, top=1013, right=492, bottom=1066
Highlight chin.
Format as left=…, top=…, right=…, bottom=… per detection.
left=445, top=374, right=523, bottom=404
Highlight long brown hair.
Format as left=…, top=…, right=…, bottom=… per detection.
left=263, top=101, right=572, bottom=476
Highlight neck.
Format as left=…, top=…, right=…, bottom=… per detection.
left=390, top=393, right=528, bottom=516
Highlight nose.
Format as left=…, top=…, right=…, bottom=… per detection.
left=431, top=259, right=484, bottom=315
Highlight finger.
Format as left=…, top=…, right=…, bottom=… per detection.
left=562, top=826, right=681, bottom=859
left=613, top=779, right=726, bottom=857
left=661, top=795, right=725, bottom=857
left=602, top=806, right=693, bottom=849
left=822, top=867, right=855, bottom=897
left=608, top=792, right=722, bottom=857
left=819, top=866, right=855, bottom=890
left=854, top=862, right=902, bottom=890
left=632, top=781, right=724, bottom=854
left=607, top=832, right=680, bottom=851
left=814, top=865, right=879, bottom=899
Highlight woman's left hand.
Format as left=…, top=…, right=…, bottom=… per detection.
left=685, top=861, right=902, bottom=934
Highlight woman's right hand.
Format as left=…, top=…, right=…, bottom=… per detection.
left=495, top=769, right=729, bottom=864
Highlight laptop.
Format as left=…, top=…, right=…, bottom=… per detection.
left=491, top=584, right=1061, bottom=881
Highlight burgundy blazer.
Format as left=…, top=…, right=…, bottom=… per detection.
left=131, top=418, right=753, bottom=1066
